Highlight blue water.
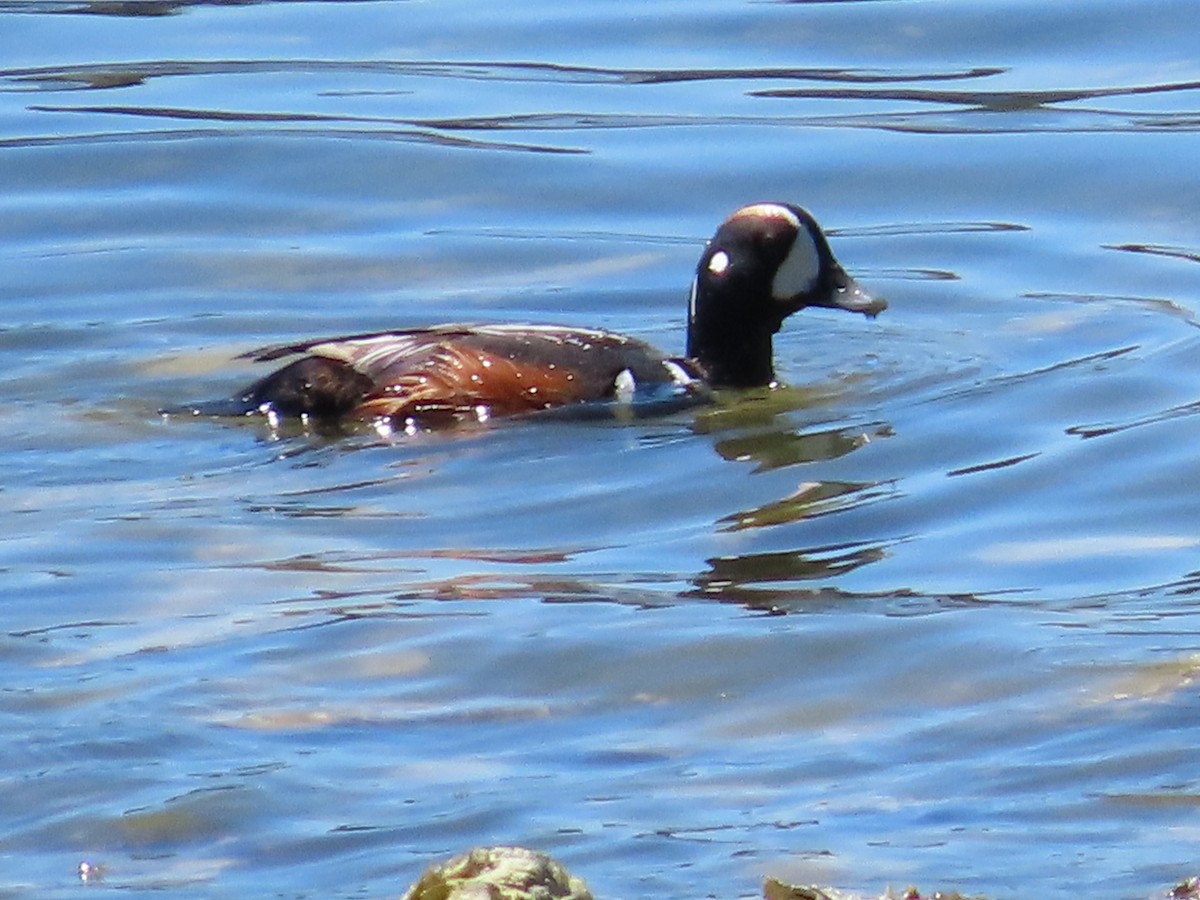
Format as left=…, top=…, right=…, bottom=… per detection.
left=3, top=1, right=1200, bottom=897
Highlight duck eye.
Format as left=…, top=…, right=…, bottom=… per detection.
left=707, top=250, right=730, bottom=276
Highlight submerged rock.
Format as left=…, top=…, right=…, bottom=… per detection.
left=401, top=846, right=593, bottom=900
left=764, top=878, right=984, bottom=900
left=403, top=847, right=1196, bottom=900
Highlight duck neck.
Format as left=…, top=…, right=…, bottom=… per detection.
left=686, top=317, right=777, bottom=388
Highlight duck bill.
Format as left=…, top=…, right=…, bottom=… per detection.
left=819, top=264, right=887, bottom=318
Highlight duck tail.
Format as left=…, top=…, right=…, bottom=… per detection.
left=158, top=395, right=267, bottom=419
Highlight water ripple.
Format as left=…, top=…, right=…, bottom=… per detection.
left=0, top=121, right=584, bottom=154
left=1, top=58, right=1002, bottom=91
left=750, top=79, right=1200, bottom=133
left=13, top=59, right=1194, bottom=143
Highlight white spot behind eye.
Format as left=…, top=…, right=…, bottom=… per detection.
left=707, top=250, right=730, bottom=275
left=771, top=225, right=820, bottom=300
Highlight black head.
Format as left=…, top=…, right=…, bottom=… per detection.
left=686, top=202, right=885, bottom=388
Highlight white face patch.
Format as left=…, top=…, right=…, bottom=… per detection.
left=707, top=250, right=730, bottom=275
left=771, top=223, right=820, bottom=301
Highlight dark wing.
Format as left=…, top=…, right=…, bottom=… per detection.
left=240, top=325, right=488, bottom=364
left=235, top=324, right=685, bottom=422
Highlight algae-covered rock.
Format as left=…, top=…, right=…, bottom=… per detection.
left=763, top=877, right=984, bottom=900
left=402, top=847, right=1193, bottom=900
left=402, top=846, right=592, bottom=900
left=763, top=876, right=849, bottom=900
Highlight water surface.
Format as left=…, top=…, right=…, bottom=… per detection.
left=3, top=1, right=1200, bottom=897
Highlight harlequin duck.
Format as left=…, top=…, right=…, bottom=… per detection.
left=181, top=202, right=885, bottom=429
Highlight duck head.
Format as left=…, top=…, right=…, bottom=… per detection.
left=686, top=202, right=885, bottom=388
